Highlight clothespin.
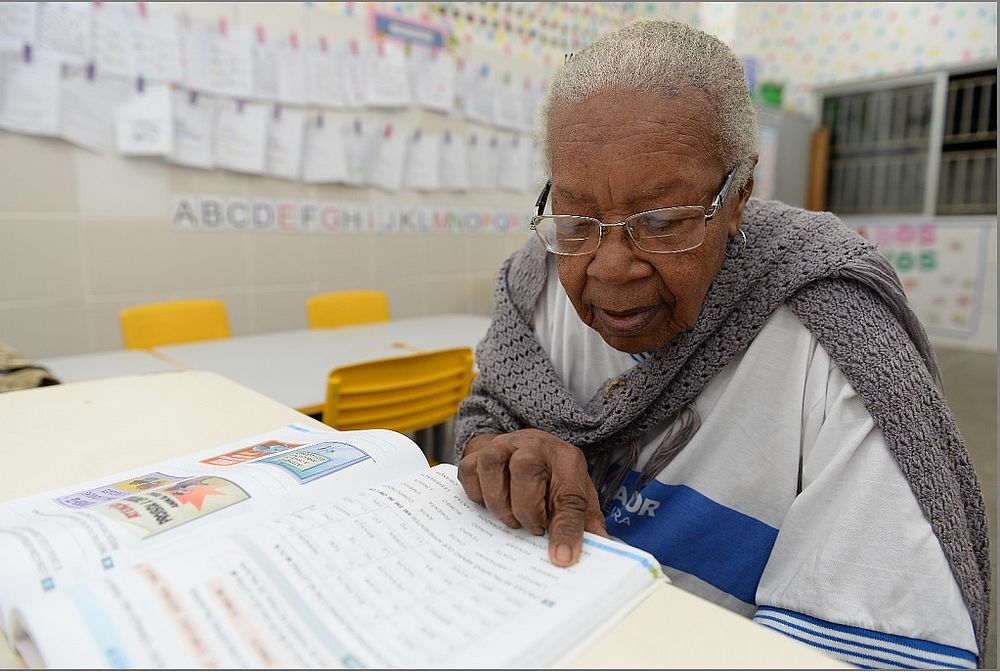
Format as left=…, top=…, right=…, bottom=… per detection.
left=137, top=2, right=148, bottom=19
left=22, top=43, right=31, bottom=63
left=189, top=90, right=199, bottom=105
left=431, top=46, right=439, bottom=61
left=403, top=42, right=412, bottom=57
left=136, top=76, right=145, bottom=93
left=353, top=118, right=362, bottom=134
left=479, top=63, right=489, bottom=78
left=218, top=18, right=228, bottom=37
left=503, top=71, right=511, bottom=85
left=290, top=32, right=299, bottom=50
left=256, top=26, right=266, bottom=45
left=470, top=132, right=478, bottom=146
left=443, top=130, right=451, bottom=144
left=93, top=1, right=103, bottom=7
left=316, top=112, right=324, bottom=128
left=319, top=36, right=329, bottom=53
left=413, top=128, right=422, bottom=141
left=350, top=39, right=360, bottom=56
left=273, top=103, right=282, bottom=120
left=490, top=136, right=498, bottom=148
left=236, top=99, right=245, bottom=113
left=86, top=62, right=96, bottom=80
left=377, top=40, right=386, bottom=57
left=383, top=123, right=393, bottom=138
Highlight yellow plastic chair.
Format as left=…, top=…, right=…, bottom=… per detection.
left=321, top=348, right=474, bottom=437
left=306, top=290, right=390, bottom=330
left=119, top=299, right=231, bottom=350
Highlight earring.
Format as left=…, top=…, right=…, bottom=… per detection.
left=726, top=228, right=748, bottom=259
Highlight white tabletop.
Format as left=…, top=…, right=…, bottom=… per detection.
left=37, top=349, right=180, bottom=384
left=0, top=370, right=845, bottom=669
left=155, top=314, right=492, bottom=413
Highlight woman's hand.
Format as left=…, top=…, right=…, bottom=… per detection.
left=457, top=429, right=607, bottom=567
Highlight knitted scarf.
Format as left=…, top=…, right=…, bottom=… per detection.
left=455, top=198, right=990, bottom=663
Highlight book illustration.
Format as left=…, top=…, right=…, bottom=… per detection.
left=95, top=476, right=250, bottom=539
left=53, top=472, right=186, bottom=509
left=257, top=441, right=371, bottom=484
left=199, top=440, right=304, bottom=467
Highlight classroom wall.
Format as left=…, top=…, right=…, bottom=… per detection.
left=0, top=2, right=995, bottom=357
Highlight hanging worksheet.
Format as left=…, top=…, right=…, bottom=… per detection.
left=214, top=99, right=268, bottom=174
left=468, top=133, right=500, bottom=191
left=519, top=78, right=546, bottom=133
left=0, top=50, right=61, bottom=136
left=497, top=135, right=532, bottom=193
left=462, top=62, right=495, bottom=126
left=367, top=124, right=407, bottom=191
left=341, top=43, right=367, bottom=109
left=302, top=114, right=348, bottom=184
left=492, top=75, right=523, bottom=131
left=92, top=2, right=136, bottom=78
left=265, top=106, right=306, bottom=180
left=403, top=130, right=442, bottom=192
left=342, top=120, right=374, bottom=187
left=114, top=81, right=173, bottom=156
left=274, top=37, right=308, bottom=105
left=439, top=131, right=470, bottom=192
left=60, top=67, right=131, bottom=153
left=363, top=41, right=411, bottom=108
left=251, top=33, right=278, bottom=102
left=168, top=89, right=216, bottom=169
left=306, top=42, right=350, bottom=109
left=184, top=22, right=254, bottom=97
left=131, top=8, right=183, bottom=83
left=410, top=49, right=456, bottom=114
left=0, top=2, right=36, bottom=53
left=36, top=1, right=91, bottom=65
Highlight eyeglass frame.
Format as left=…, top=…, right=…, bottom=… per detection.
left=529, top=166, right=739, bottom=256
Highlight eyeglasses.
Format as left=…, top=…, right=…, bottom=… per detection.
left=529, top=168, right=737, bottom=256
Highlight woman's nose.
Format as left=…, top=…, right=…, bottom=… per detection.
left=587, top=225, right=651, bottom=283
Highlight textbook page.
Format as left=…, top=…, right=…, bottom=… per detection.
left=0, top=424, right=429, bottom=632
left=10, top=466, right=664, bottom=669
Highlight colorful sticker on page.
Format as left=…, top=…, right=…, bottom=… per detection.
left=200, top=439, right=304, bottom=466
left=258, top=441, right=371, bottom=484
left=53, top=472, right=186, bottom=509
left=95, top=476, right=250, bottom=539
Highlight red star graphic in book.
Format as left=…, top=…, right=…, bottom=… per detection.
left=171, top=480, right=225, bottom=511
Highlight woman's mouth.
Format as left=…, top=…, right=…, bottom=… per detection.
left=593, top=305, right=659, bottom=335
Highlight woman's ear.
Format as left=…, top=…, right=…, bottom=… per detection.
left=728, top=155, right=758, bottom=237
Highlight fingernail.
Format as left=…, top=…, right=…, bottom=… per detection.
left=555, top=544, right=572, bottom=565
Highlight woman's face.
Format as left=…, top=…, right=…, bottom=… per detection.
left=547, top=89, right=753, bottom=353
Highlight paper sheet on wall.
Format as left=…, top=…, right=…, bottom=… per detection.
left=343, top=122, right=374, bottom=187
left=367, top=125, right=407, bottom=191
left=519, top=78, right=544, bottom=133
left=183, top=23, right=254, bottom=97
left=363, top=42, right=411, bottom=108
left=132, top=10, right=183, bottom=83
left=92, top=2, right=136, bottom=78
left=468, top=134, right=499, bottom=191
left=529, top=138, right=546, bottom=191
left=306, top=46, right=350, bottom=109
left=59, top=69, right=131, bottom=152
left=302, top=114, right=348, bottom=184
left=410, top=50, right=455, bottom=114
left=439, top=131, right=469, bottom=192
left=403, top=131, right=442, bottom=192
left=341, top=48, right=367, bottom=108
left=274, top=42, right=307, bottom=105
left=0, top=2, right=37, bottom=53
left=497, top=135, right=531, bottom=192
left=36, top=1, right=90, bottom=64
left=168, top=90, right=216, bottom=169
left=0, top=51, right=61, bottom=136
left=462, top=64, right=494, bottom=125
left=252, top=40, right=277, bottom=101
left=265, top=107, right=305, bottom=180
left=214, top=99, right=268, bottom=174
left=114, top=82, right=173, bottom=156
left=492, top=77, right=522, bottom=131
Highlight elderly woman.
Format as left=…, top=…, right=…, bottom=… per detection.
left=455, top=20, right=989, bottom=670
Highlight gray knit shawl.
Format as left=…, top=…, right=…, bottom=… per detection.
left=455, top=198, right=990, bottom=663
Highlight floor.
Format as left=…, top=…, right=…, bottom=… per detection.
left=936, top=347, right=997, bottom=668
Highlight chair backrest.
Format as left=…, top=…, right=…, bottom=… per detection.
left=322, top=347, right=474, bottom=434
left=306, top=290, right=390, bottom=329
left=119, top=299, right=231, bottom=350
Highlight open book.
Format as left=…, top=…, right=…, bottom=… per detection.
left=0, top=424, right=664, bottom=668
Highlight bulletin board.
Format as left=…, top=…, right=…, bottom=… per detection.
left=852, top=217, right=994, bottom=339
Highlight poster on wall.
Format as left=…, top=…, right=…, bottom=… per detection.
left=851, top=218, right=993, bottom=339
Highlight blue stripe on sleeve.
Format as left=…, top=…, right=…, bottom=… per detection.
left=605, top=473, right=777, bottom=604
left=754, top=607, right=977, bottom=669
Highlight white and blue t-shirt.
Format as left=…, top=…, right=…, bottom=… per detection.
left=534, top=257, right=978, bottom=669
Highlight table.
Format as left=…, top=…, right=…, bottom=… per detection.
left=150, top=314, right=491, bottom=414
left=37, top=349, right=180, bottom=384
